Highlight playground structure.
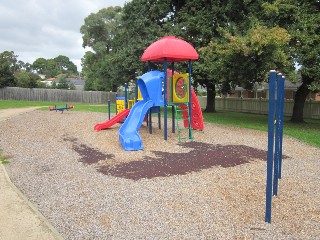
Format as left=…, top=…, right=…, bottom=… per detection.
left=49, top=104, right=74, bottom=113
left=94, top=36, right=204, bottom=150
left=94, top=83, right=138, bottom=132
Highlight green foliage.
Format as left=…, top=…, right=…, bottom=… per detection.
left=36, top=80, right=48, bottom=89
left=81, top=6, right=122, bottom=53
left=0, top=51, right=78, bottom=89
left=32, top=55, right=77, bottom=78
left=56, top=77, right=69, bottom=89
left=15, top=71, right=40, bottom=88
left=32, top=58, right=47, bottom=74
left=258, top=0, right=320, bottom=122
left=79, top=0, right=318, bottom=122
left=0, top=51, right=17, bottom=87
left=81, top=6, right=126, bottom=91
left=0, top=149, right=10, bottom=164
left=48, top=77, right=75, bottom=90
left=200, top=25, right=294, bottom=89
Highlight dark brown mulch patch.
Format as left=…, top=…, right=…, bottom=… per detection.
left=97, top=142, right=268, bottom=181
left=64, top=136, right=114, bottom=164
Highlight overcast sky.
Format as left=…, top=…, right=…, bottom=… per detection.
left=0, top=0, right=128, bottom=72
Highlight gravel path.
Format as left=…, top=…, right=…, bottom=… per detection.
left=0, top=110, right=319, bottom=239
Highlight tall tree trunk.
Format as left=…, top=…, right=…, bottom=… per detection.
left=112, top=84, right=118, bottom=92
left=205, top=82, right=216, bottom=112
left=291, top=74, right=312, bottom=123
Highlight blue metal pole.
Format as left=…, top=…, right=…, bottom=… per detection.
left=124, top=83, right=128, bottom=109
left=164, top=58, right=168, bottom=140
left=108, top=100, right=111, bottom=120
left=278, top=75, right=285, bottom=179
left=188, top=60, right=193, bottom=139
left=148, top=61, right=151, bottom=72
left=115, top=93, right=118, bottom=115
left=273, top=73, right=283, bottom=196
left=149, top=108, right=152, bottom=134
left=172, top=63, right=175, bottom=133
left=135, top=72, right=138, bottom=102
left=158, top=110, right=161, bottom=129
left=172, top=105, right=175, bottom=133
left=265, top=70, right=276, bottom=223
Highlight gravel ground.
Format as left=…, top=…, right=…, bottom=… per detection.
left=0, top=110, right=319, bottom=239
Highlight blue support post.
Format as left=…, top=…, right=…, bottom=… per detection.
left=135, top=72, right=138, bottom=102
left=278, top=75, right=285, bottom=179
left=171, top=64, right=175, bottom=133
left=265, top=70, right=276, bottom=223
left=149, top=108, right=152, bottom=134
left=172, top=105, right=175, bottom=133
left=108, top=100, right=111, bottom=120
left=163, top=58, right=168, bottom=140
left=124, top=83, right=128, bottom=109
left=158, top=111, right=161, bottom=129
left=273, top=73, right=283, bottom=196
left=115, top=93, right=118, bottom=115
left=188, top=60, right=193, bottom=139
left=148, top=61, right=151, bottom=72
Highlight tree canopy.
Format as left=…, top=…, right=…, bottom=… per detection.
left=32, top=55, right=77, bottom=78
left=80, top=0, right=319, bottom=122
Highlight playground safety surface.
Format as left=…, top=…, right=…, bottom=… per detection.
left=0, top=107, right=63, bottom=240
left=0, top=110, right=319, bottom=239
left=69, top=140, right=274, bottom=180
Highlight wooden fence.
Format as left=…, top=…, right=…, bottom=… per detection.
left=0, top=87, right=117, bottom=104
left=198, top=96, right=320, bottom=119
left=1, top=87, right=319, bottom=119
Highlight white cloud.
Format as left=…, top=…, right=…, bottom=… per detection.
left=0, top=0, right=128, bottom=71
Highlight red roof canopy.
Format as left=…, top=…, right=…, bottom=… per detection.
left=141, top=36, right=199, bottom=63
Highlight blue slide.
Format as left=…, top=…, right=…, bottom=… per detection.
left=119, top=99, right=153, bottom=150
left=118, top=70, right=164, bottom=151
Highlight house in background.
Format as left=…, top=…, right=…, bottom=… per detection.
left=67, top=78, right=84, bottom=90
left=41, top=77, right=56, bottom=87
left=41, top=77, right=84, bottom=90
left=228, top=80, right=320, bottom=101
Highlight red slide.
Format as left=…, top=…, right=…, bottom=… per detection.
left=94, top=109, right=130, bottom=131
left=181, top=88, right=204, bottom=131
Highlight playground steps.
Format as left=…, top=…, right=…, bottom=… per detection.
left=172, top=103, right=193, bottom=142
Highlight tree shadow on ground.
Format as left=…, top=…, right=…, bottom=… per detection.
left=96, top=142, right=271, bottom=181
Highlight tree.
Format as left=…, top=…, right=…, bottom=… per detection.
left=0, top=61, right=15, bottom=88
left=32, top=58, right=48, bottom=74
left=201, top=25, right=293, bottom=88
left=15, top=71, right=40, bottom=88
left=261, top=0, right=320, bottom=122
left=81, top=6, right=124, bottom=91
left=32, top=56, right=77, bottom=78
left=0, top=51, right=18, bottom=87
left=81, top=6, right=122, bottom=54
left=169, top=0, right=267, bottom=112
left=56, top=77, right=69, bottom=89
left=54, top=55, right=77, bottom=74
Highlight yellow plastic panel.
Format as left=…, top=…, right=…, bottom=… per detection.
left=172, top=74, right=189, bottom=103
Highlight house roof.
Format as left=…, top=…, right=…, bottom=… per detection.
left=67, top=79, right=84, bottom=85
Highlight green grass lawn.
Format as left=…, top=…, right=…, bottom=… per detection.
left=1, top=100, right=319, bottom=147
left=0, top=100, right=115, bottom=113
left=203, top=111, right=320, bottom=148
